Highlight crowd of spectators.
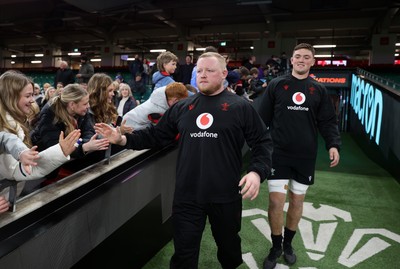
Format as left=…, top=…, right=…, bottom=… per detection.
left=0, top=49, right=288, bottom=214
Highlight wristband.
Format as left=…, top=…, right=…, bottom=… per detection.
left=74, top=138, right=83, bottom=148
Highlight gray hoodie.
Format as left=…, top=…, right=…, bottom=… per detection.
left=122, top=86, right=169, bottom=130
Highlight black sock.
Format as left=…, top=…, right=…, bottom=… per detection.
left=271, top=234, right=283, bottom=250
left=283, top=227, right=296, bottom=247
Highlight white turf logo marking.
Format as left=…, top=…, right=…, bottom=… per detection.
left=241, top=202, right=400, bottom=268
left=339, top=228, right=400, bottom=267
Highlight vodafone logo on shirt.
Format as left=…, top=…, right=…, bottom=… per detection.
left=196, top=113, right=214, bottom=129
left=287, top=92, right=309, bottom=111
left=190, top=113, right=219, bottom=138
left=292, top=92, right=306, bottom=105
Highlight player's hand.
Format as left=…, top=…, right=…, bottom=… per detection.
left=120, top=119, right=133, bottom=134
left=239, top=171, right=261, bottom=200
left=329, top=147, right=340, bottom=167
left=94, top=123, right=126, bottom=145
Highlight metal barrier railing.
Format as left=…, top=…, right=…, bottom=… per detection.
left=357, top=67, right=400, bottom=90
left=0, top=180, right=18, bottom=212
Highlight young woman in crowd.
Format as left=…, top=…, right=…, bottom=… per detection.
left=0, top=70, right=80, bottom=206
left=87, top=73, right=118, bottom=125
left=31, top=83, right=109, bottom=158
left=86, top=73, right=124, bottom=157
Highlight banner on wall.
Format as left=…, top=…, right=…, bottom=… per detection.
left=349, top=74, right=400, bottom=179
left=350, top=74, right=383, bottom=145
left=309, top=71, right=351, bottom=88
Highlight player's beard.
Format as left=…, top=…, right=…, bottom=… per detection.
left=198, top=82, right=223, bottom=96
left=197, top=78, right=227, bottom=95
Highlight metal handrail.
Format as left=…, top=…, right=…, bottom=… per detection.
left=357, top=67, right=400, bottom=90
left=0, top=180, right=18, bottom=212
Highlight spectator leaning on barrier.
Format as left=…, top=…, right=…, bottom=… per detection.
left=122, top=82, right=188, bottom=131
left=0, top=131, right=40, bottom=175
left=0, top=131, right=41, bottom=213
left=0, top=70, right=80, bottom=202
left=31, top=83, right=108, bottom=159
left=87, top=73, right=118, bottom=125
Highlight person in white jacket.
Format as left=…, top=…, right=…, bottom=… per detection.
left=122, top=82, right=188, bottom=131
left=0, top=131, right=39, bottom=168
left=0, top=131, right=41, bottom=214
left=0, top=71, right=80, bottom=211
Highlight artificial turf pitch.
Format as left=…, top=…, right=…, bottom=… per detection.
left=143, top=133, right=400, bottom=269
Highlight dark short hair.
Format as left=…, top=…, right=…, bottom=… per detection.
left=293, top=43, right=315, bottom=56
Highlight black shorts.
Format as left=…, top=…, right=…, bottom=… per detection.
left=269, top=154, right=316, bottom=185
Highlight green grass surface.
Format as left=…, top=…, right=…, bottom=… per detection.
left=143, top=133, right=400, bottom=268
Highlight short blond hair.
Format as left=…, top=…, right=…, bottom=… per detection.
left=198, top=52, right=227, bottom=71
